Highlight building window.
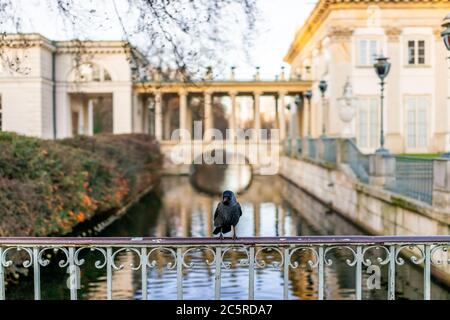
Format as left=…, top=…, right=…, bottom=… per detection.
left=407, top=40, right=426, bottom=65
left=406, top=96, right=428, bottom=149
left=73, top=63, right=112, bottom=82
left=357, top=39, right=378, bottom=67
left=357, top=97, right=379, bottom=149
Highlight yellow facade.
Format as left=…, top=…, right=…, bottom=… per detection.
left=285, top=0, right=450, bottom=154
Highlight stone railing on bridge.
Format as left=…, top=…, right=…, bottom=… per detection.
left=0, top=237, right=449, bottom=300
left=284, top=137, right=450, bottom=211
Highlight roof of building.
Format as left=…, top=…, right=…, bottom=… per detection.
left=284, top=0, right=450, bottom=63
left=0, top=33, right=149, bottom=65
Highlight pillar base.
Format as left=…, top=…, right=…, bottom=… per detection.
left=369, top=153, right=395, bottom=187
left=375, top=147, right=390, bottom=156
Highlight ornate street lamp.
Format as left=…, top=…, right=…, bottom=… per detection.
left=304, top=90, right=313, bottom=137
left=373, top=55, right=391, bottom=155
left=318, top=80, right=328, bottom=137
left=255, top=66, right=261, bottom=80
left=230, top=66, right=236, bottom=80
left=441, top=13, right=450, bottom=51
left=441, top=13, right=450, bottom=158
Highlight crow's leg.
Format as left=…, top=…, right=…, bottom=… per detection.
left=232, top=226, right=237, bottom=240
left=219, top=230, right=224, bottom=240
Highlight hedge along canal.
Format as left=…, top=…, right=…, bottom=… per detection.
left=0, top=133, right=163, bottom=238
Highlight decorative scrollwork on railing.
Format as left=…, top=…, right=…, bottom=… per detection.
left=221, top=246, right=250, bottom=269
left=1, top=247, right=33, bottom=268
left=74, top=247, right=108, bottom=269
left=324, top=246, right=358, bottom=267
left=255, top=246, right=284, bottom=269
left=430, top=245, right=450, bottom=266
left=395, top=245, right=425, bottom=265
left=38, top=247, right=69, bottom=268
left=147, top=247, right=177, bottom=270
left=289, top=247, right=319, bottom=269
left=362, top=245, right=390, bottom=267
left=110, top=248, right=142, bottom=271
left=182, top=246, right=216, bottom=268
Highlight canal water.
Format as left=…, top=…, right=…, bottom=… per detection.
left=6, top=164, right=450, bottom=300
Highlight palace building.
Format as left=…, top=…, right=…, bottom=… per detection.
left=2, top=1, right=450, bottom=157
left=0, top=34, right=310, bottom=145
left=284, top=0, right=450, bottom=154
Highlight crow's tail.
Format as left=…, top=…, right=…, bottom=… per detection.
left=213, top=226, right=232, bottom=235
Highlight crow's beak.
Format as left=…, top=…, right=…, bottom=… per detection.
left=223, top=196, right=230, bottom=204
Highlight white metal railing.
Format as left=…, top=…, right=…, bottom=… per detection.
left=0, top=236, right=449, bottom=300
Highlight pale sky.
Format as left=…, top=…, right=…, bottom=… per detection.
left=10, top=0, right=318, bottom=79
left=246, top=0, right=318, bottom=79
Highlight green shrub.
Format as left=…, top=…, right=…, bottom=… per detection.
left=0, top=133, right=162, bottom=236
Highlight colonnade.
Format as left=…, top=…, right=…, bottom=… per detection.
left=149, top=89, right=307, bottom=142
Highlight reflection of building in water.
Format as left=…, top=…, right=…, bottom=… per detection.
left=157, top=177, right=214, bottom=237
left=86, top=252, right=135, bottom=300
left=288, top=249, right=320, bottom=300
left=157, top=174, right=288, bottom=237
left=78, top=175, right=450, bottom=300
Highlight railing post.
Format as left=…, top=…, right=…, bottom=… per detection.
left=368, top=153, right=396, bottom=187
left=106, top=247, right=113, bottom=300
left=33, top=247, right=41, bottom=300
left=432, top=158, right=450, bottom=211
left=302, top=138, right=308, bottom=159
left=215, top=247, right=222, bottom=300
left=177, top=247, right=183, bottom=300
left=424, top=245, right=431, bottom=300
left=318, top=246, right=325, bottom=300
left=248, top=246, right=255, bottom=300
left=283, top=248, right=289, bottom=300
left=388, top=245, right=396, bottom=300
left=141, top=247, right=148, bottom=300
left=0, top=248, right=4, bottom=300
left=317, top=137, right=325, bottom=162
left=68, top=247, right=78, bottom=300
left=355, top=246, right=362, bottom=300
left=336, top=139, right=344, bottom=165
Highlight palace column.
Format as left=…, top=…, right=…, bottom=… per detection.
left=204, top=91, right=213, bottom=141
left=113, top=86, right=133, bottom=134
left=278, top=91, right=287, bottom=140
left=87, top=99, right=94, bottom=136
left=154, top=92, right=163, bottom=140
left=229, top=91, right=237, bottom=140
left=78, top=101, right=85, bottom=135
left=179, top=90, right=188, bottom=140
left=385, top=27, right=402, bottom=152
left=327, top=28, right=352, bottom=136
left=303, top=93, right=310, bottom=137
left=254, top=91, right=261, bottom=141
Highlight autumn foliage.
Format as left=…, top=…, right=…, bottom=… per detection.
left=0, top=133, right=162, bottom=236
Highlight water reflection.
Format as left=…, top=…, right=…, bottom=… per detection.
left=190, top=152, right=252, bottom=196
left=6, top=166, right=450, bottom=300
left=86, top=170, right=449, bottom=300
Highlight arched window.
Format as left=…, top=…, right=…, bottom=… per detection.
left=72, top=63, right=112, bottom=82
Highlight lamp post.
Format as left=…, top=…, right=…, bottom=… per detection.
left=441, top=13, right=450, bottom=158
left=304, top=90, right=313, bottom=137
left=373, top=55, right=391, bottom=155
left=318, top=80, right=328, bottom=137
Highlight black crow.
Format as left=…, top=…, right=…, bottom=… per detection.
left=213, top=190, right=242, bottom=240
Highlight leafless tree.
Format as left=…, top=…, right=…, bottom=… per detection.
left=0, top=0, right=259, bottom=80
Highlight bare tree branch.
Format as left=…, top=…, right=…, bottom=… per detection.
left=0, top=0, right=259, bottom=81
